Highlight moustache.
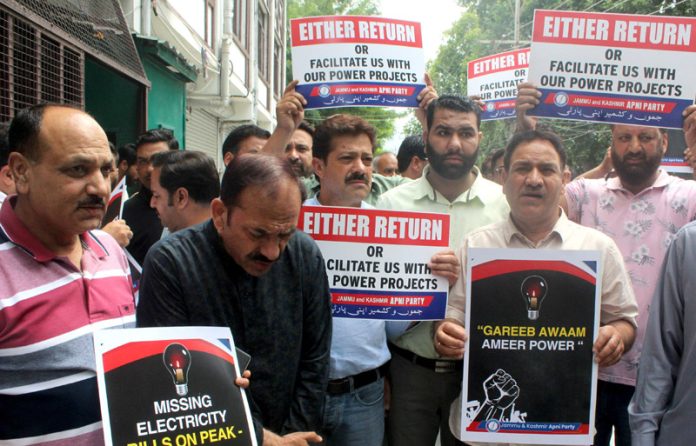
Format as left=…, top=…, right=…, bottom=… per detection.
left=623, top=153, right=646, bottom=161
left=345, top=172, right=369, bottom=184
left=249, top=252, right=274, bottom=263
left=77, top=195, right=106, bottom=208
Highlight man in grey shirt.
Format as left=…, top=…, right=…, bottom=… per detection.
left=629, top=220, right=696, bottom=446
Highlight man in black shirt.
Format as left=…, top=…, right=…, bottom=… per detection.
left=137, top=154, right=332, bottom=446
left=122, top=129, right=178, bottom=265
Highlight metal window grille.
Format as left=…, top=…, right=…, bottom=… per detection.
left=0, top=6, right=84, bottom=122
left=10, top=0, right=144, bottom=80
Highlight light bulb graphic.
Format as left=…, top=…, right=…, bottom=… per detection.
left=163, top=343, right=191, bottom=396
left=521, top=275, right=547, bottom=320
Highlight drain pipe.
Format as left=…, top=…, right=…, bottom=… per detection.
left=141, top=0, right=151, bottom=36
left=219, top=0, right=233, bottom=106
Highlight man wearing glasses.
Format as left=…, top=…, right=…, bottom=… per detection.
left=122, top=129, right=179, bottom=265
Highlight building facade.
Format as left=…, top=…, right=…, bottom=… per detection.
left=120, top=0, right=287, bottom=168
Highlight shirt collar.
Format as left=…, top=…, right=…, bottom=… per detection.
left=411, top=165, right=502, bottom=205
left=503, top=208, right=570, bottom=246
left=0, top=195, right=106, bottom=262
left=305, top=195, right=372, bottom=209
left=606, top=169, right=671, bottom=191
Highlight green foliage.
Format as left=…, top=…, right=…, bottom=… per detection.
left=303, top=107, right=404, bottom=150
left=286, top=0, right=401, bottom=147
left=430, top=0, right=696, bottom=176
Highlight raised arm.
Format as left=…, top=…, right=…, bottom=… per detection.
left=515, top=81, right=541, bottom=132
left=415, top=73, right=438, bottom=130
left=263, top=80, right=308, bottom=157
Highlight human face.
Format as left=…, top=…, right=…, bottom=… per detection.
left=492, top=156, right=505, bottom=185
left=425, top=109, right=481, bottom=180
left=11, top=107, right=113, bottom=241
left=313, top=133, right=373, bottom=207
left=109, top=157, right=119, bottom=189
left=610, top=125, right=666, bottom=188
left=212, top=181, right=300, bottom=276
left=503, top=139, right=565, bottom=230
left=285, top=129, right=313, bottom=177
left=150, top=167, right=181, bottom=232
left=237, top=136, right=268, bottom=156
left=136, top=141, right=170, bottom=190
left=376, top=152, right=398, bottom=176
left=127, top=164, right=138, bottom=180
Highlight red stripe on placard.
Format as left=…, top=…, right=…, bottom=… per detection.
left=532, top=10, right=696, bottom=51
left=471, top=260, right=596, bottom=284
left=298, top=205, right=449, bottom=247
left=102, top=339, right=234, bottom=372
left=291, top=16, right=422, bottom=48
left=467, top=48, right=530, bottom=78
left=493, top=100, right=516, bottom=110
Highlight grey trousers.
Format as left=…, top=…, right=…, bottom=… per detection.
left=387, top=352, right=465, bottom=446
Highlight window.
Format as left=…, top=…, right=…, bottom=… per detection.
left=233, top=0, right=249, bottom=50
left=205, top=0, right=215, bottom=48
left=273, top=0, right=285, bottom=98
left=168, top=0, right=214, bottom=48
left=257, top=1, right=269, bottom=81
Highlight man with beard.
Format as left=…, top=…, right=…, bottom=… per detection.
left=516, top=82, right=696, bottom=446
left=285, top=121, right=315, bottom=178
left=122, top=129, right=179, bottom=265
left=0, top=104, right=135, bottom=444
left=376, top=95, right=510, bottom=446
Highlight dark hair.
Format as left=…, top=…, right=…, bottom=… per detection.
left=610, top=124, right=667, bottom=135
left=220, top=154, right=306, bottom=209
left=135, top=128, right=179, bottom=152
left=503, top=130, right=566, bottom=170
left=490, top=148, right=505, bottom=169
left=297, top=120, right=315, bottom=137
left=8, top=103, right=82, bottom=161
left=313, top=114, right=376, bottom=161
left=396, top=135, right=426, bottom=173
left=221, top=124, right=271, bottom=157
left=0, top=122, right=10, bottom=168
left=118, top=143, right=137, bottom=166
left=151, top=151, right=220, bottom=204
left=426, top=95, right=481, bottom=131
left=109, top=142, right=118, bottom=163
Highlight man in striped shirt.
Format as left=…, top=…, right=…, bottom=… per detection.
left=0, top=104, right=136, bottom=445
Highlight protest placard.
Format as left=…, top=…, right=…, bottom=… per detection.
left=460, top=248, right=601, bottom=445
left=290, top=16, right=425, bottom=109
left=527, top=10, right=696, bottom=129
left=298, top=205, right=449, bottom=320
left=467, top=48, right=530, bottom=120
left=94, top=327, right=256, bottom=446
left=661, top=129, right=692, bottom=175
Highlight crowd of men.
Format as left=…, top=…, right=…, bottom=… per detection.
left=1, top=72, right=696, bottom=446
